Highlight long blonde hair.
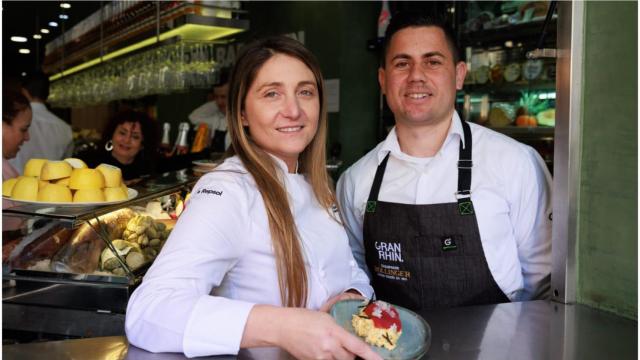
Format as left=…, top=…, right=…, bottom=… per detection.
left=224, top=36, right=335, bottom=307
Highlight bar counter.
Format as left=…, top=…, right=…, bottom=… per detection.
left=3, top=300, right=636, bottom=360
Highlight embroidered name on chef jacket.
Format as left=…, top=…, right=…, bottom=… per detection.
left=375, top=241, right=404, bottom=262
left=197, top=188, right=223, bottom=196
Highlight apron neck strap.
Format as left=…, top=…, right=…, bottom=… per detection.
left=456, top=120, right=473, bottom=198
left=367, top=152, right=391, bottom=202
left=366, top=120, right=474, bottom=204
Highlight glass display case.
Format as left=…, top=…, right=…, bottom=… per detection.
left=2, top=170, right=198, bottom=340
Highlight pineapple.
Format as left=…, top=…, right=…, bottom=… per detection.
left=516, top=91, right=549, bottom=127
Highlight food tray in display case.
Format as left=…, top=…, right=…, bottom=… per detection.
left=3, top=188, right=138, bottom=207
left=2, top=170, right=198, bottom=338
left=3, top=170, right=196, bottom=224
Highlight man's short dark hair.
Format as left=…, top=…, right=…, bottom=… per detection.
left=381, top=12, right=460, bottom=67
left=22, top=71, right=50, bottom=100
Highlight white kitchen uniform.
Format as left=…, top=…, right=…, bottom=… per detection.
left=337, top=111, right=552, bottom=302
left=188, top=101, right=231, bottom=149
left=126, top=155, right=373, bottom=357
left=10, top=102, right=73, bottom=173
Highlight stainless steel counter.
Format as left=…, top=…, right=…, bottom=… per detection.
left=3, top=300, right=636, bottom=360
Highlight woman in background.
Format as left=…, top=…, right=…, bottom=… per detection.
left=3, top=90, right=32, bottom=232
left=3, top=90, right=32, bottom=181
left=82, top=110, right=158, bottom=183
left=126, top=36, right=380, bottom=360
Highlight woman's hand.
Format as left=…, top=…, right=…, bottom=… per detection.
left=242, top=305, right=382, bottom=360
left=319, top=291, right=365, bottom=313
left=274, top=308, right=381, bottom=360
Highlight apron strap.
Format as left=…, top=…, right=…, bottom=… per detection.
left=457, top=120, right=474, bottom=215
left=367, top=121, right=474, bottom=215
left=366, top=152, right=391, bottom=213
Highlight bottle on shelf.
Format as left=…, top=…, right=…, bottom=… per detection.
left=174, top=122, right=190, bottom=156
left=159, top=122, right=173, bottom=157
left=377, top=1, right=390, bottom=38
left=191, top=123, right=210, bottom=153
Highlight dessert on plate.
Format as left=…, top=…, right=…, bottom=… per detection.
left=351, top=299, right=402, bottom=350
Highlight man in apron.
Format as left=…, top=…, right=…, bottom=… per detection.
left=337, top=12, right=552, bottom=311
left=189, top=70, right=230, bottom=153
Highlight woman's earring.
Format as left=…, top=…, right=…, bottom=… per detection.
left=105, top=140, right=114, bottom=151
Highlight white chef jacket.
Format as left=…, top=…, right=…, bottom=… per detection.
left=10, top=102, right=73, bottom=173
left=337, top=111, right=552, bottom=302
left=126, top=155, right=373, bottom=357
left=188, top=101, right=231, bottom=149
left=188, top=101, right=226, bottom=132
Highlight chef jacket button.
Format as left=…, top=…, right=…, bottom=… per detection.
left=319, top=269, right=326, bottom=277
left=349, top=260, right=356, bottom=267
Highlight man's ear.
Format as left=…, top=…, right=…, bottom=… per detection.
left=455, top=61, right=467, bottom=90
left=378, top=67, right=386, bottom=96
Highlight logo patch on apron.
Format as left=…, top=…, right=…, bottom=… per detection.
left=366, top=200, right=377, bottom=213
left=441, top=236, right=458, bottom=251
left=458, top=200, right=475, bottom=215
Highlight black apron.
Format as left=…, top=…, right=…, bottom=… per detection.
left=363, top=120, right=509, bottom=311
left=211, top=129, right=228, bottom=152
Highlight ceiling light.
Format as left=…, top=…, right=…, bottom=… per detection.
left=33, top=34, right=42, bottom=39
left=19, top=49, right=31, bottom=54
left=49, top=22, right=59, bottom=27
left=41, top=28, right=50, bottom=34
left=59, top=14, right=69, bottom=20
left=21, top=72, right=27, bottom=77
left=60, top=3, right=71, bottom=9
left=10, top=36, right=28, bottom=43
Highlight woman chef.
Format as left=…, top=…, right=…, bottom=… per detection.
left=125, top=36, right=381, bottom=360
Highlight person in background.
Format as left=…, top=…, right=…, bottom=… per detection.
left=188, top=69, right=231, bottom=152
left=3, top=90, right=32, bottom=231
left=3, top=90, right=32, bottom=181
left=81, top=110, right=158, bottom=183
left=126, top=36, right=380, bottom=360
left=337, top=12, right=552, bottom=311
left=10, top=71, right=72, bottom=174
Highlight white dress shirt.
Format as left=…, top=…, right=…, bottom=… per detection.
left=337, top=111, right=552, bottom=302
left=188, top=101, right=231, bottom=149
left=10, top=102, right=73, bottom=173
left=126, top=155, right=372, bottom=357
